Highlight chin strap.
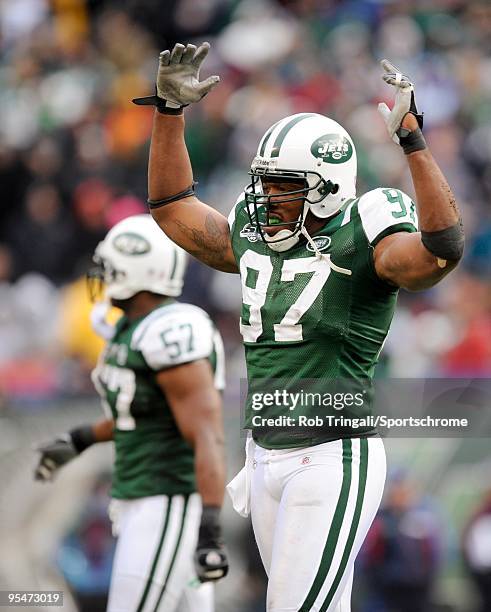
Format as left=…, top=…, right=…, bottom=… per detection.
left=263, top=204, right=309, bottom=252
left=300, top=226, right=352, bottom=275
left=264, top=205, right=352, bottom=277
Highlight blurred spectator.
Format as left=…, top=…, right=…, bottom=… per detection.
left=0, top=267, right=60, bottom=401
left=440, top=273, right=491, bottom=377
left=56, top=474, right=115, bottom=612
left=463, top=491, right=491, bottom=612
left=0, top=0, right=490, bottom=378
left=7, top=182, right=76, bottom=284
left=360, top=470, right=443, bottom=612
left=1, top=2, right=491, bottom=610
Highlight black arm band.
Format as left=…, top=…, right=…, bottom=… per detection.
left=397, top=126, right=427, bottom=155
left=421, top=220, right=464, bottom=261
left=69, top=425, right=97, bottom=453
left=132, top=90, right=185, bottom=115
left=147, top=182, right=196, bottom=209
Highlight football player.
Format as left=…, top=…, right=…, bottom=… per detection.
left=35, top=214, right=228, bottom=612
left=132, top=43, right=464, bottom=612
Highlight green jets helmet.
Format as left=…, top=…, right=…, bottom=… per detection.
left=245, top=112, right=357, bottom=251
left=88, top=214, right=187, bottom=300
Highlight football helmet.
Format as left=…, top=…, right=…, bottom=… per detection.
left=245, top=112, right=357, bottom=251
left=87, top=214, right=187, bottom=300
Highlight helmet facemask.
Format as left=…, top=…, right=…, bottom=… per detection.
left=246, top=113, right=358, bottom=252
left=244, top=170, right=339, bottom=252
left=86, top=254, right=127, bottom=302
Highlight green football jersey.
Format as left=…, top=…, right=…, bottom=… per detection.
left=91, top=301, right=225, bottom=499
left=229, top=187, right=418, bottom=449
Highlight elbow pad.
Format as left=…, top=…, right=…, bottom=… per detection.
left=421, top=220, right=464, bottom=261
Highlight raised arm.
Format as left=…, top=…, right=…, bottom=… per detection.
left=134, top=43, right=237, bottom=273
left=374, top=61, right=464, bottom=291
left=149, top=113, right=237, bottom=272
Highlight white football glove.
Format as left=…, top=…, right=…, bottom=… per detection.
left=377, top=59, right=423, bottom=144
left=133, top=42, right=220, bottom=112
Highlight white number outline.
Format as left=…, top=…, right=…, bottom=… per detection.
left=239, top=250, right=335, bottom=343
left=239, top=250, right=273, bottom=342
left=274, top=257, right=331, bottom=341
left=94, top=364, right=136, bottom=430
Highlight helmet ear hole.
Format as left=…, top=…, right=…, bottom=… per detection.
left=318, top=180, right=339, bottom=197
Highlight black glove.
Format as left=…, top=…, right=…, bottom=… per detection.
left=194, top=506, right=229, bottom=582
left=34, top=425, right=96, bottom=482
left=34, top=435, right=79, bottom=482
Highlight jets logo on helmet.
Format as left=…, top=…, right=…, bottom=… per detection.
left=245, top=113, right=357, bottom=252
left=311, top=134, right=353, bottom=164
left=87, top=214, right=187, bottom=301
left=112, top=232, right=151, bottom=256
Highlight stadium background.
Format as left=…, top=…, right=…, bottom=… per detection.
left=1, top=0, right=491, bottom=610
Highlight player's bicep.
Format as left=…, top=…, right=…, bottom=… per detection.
left=156, top=360, right=222, bottom=446
left=150, top=196, right=238, bottom=273
left=374, top=231, right=456, bottom=291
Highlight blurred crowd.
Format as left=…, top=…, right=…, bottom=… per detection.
left=1, top=0, right=491, bottom=400
left=1, top=1, right=491, bottom=610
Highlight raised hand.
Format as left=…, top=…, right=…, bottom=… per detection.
left=377, top=59, right=423, bottom=144
left=133, top=42, right=220, bottom=114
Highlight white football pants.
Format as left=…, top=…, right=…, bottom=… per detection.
left=250, top=437, right=386, bottom=612
left=106, top=493, right=213, bottom=612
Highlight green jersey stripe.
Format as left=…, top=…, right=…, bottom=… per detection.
left=370, top=221, right=417, bottom=247
left=319, top=438, right=369, bottom=611
left=340, top=198, right=359, bottom=227
left=136, top=496, right=172, bottom=612
left=259, top=120, right=281, bottom=157
left=152, top=494, right=190, bottom=612
left=169, top=250, right=178, bottom=280
left=270, top=113, right=317, bottom=158
left=299, top=439, right=352, bottom=611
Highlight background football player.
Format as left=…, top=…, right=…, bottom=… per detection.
left=132, top=43, right=463, bottom=612
left=35, top=214, right=228, bottom=612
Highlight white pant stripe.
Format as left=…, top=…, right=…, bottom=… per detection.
left=141, top=495, right=185, bottom=612
left=311, top=439, right=361, bottom=610
left=135, top=496, right=171, bottom=612
left=152, top=495, right=189, bottom=611
left=107, top=494, right=213, bottom=612
left=250, top=436, right=386, bottom=612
